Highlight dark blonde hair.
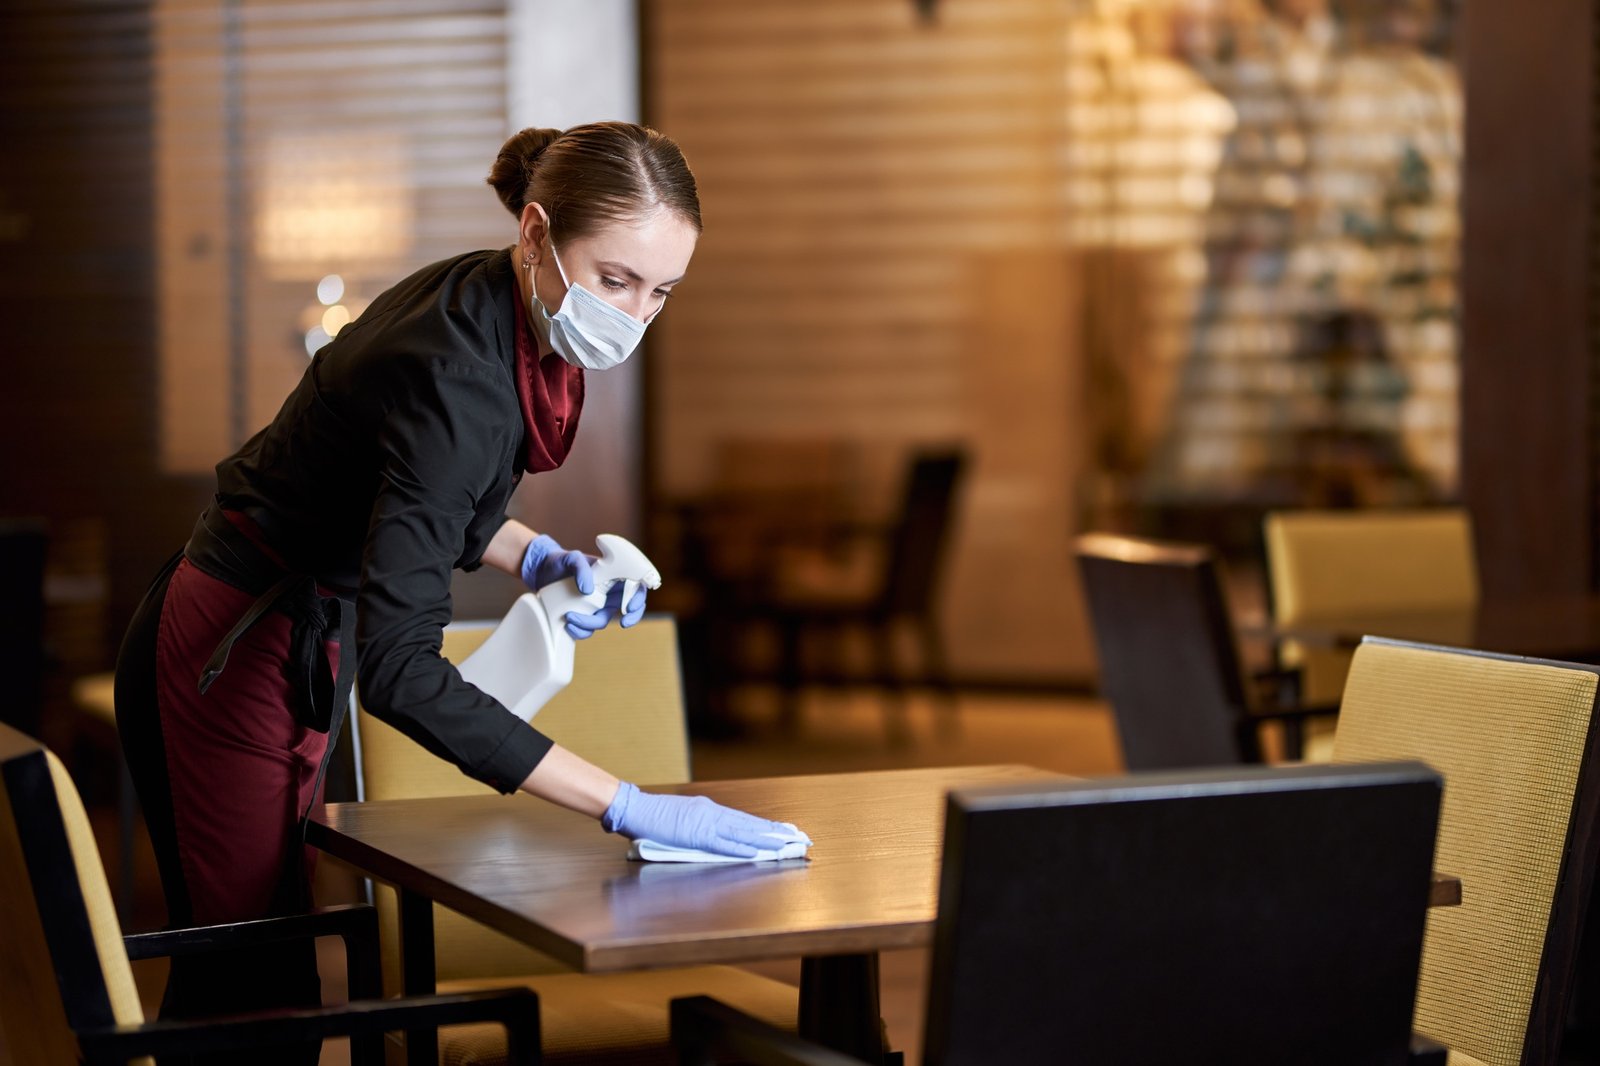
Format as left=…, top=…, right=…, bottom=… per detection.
left=486, top=122, right=702, bottom=243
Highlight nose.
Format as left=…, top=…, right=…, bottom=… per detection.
left=629, top=292, right=667, bottom=325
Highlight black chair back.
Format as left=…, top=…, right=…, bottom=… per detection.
left=926, top=761, right=1443, bottom=1066
left=1076, top=532, right=1258, bottom=768
left=0, top=721, right=132, bottom=1062
left=881, top=450, right=966, bottom=615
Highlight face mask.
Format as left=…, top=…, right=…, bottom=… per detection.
left=534, top=242, right=649, bottom=371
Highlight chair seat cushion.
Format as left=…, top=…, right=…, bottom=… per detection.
left=437, top=965, right=798, bottom=1066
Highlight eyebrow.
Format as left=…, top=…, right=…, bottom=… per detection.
left=598, top=260, right=684, bottom=287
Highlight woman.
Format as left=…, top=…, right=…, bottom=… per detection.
left=115, top=122, right=804, bottom=1058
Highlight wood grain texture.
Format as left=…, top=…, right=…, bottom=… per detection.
left=308, top=765, right=1059, bottom=972
left=1459, top=0, right=1599, bottom=598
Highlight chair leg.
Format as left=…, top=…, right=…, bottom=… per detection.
left=917, top=615, right=960, bottom=741
left=873, top=623, right=911, bottom=747
left=116, top=756, right=138, bottom=921
left=1281, top=718, right=1306, bottom=761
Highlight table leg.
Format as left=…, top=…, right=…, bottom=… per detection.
left=399, top=888, right=437, bottom=1066
left=799, top=952, right=888, bottom=1062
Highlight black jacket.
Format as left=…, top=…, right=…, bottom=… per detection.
left=206, top=247, right=552, bottom=792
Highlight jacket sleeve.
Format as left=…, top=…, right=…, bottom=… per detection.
left=354, top=360, right=552, bottom=792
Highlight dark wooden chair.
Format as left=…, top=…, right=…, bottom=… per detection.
left=672, top=761, right=1449, bottom=1065
left=1074, top=531, right=1334, bottom=767
left=0, top=721, right=541, bottom=1066
left=723, top=449, right=967, bottom=740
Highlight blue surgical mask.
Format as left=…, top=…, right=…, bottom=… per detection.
left=535, top=242, right=650, bottom=371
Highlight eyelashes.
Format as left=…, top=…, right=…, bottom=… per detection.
left=600, top=276, right=674, bottom=301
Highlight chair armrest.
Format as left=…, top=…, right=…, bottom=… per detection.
left=672, top=995, right=864, bottom=1066
left=77, top=987, right=540, bottom=1066
left=123, top=903, right=382, bottom=1000
left=1409, top=1032, right=1448, bottom=1065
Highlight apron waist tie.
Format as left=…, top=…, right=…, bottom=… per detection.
left=188, top=503, right=357, bottom=834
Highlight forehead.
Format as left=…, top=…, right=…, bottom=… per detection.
left=570, top=210, right=697, bottom=266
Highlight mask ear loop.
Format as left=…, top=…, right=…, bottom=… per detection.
left=547, top=238, right=574, bottom=289
left=521, top=248, right=547, bottom=322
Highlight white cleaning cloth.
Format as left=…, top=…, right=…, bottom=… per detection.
left=627, top=823, right=812, bottom=863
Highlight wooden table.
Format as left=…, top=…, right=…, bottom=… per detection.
left=308, top=764, right=1059, bottom=1064
left=1272, top=595, right=1600, bottom=664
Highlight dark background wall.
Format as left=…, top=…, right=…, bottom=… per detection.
left=1460, top=0, right=1600, bottom=598
left=0, top=2, right=210, bottom=672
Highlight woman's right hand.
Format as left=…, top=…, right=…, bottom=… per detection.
left=601, top=781, right=811, bottom=858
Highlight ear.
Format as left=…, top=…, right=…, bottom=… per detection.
left=518, top=202, right=551, bottom=263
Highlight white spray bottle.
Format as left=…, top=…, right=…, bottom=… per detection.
left=456, top=534, right=663, bottom=722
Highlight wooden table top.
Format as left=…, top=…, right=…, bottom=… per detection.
left=308, top=764, right=1061, bottom=973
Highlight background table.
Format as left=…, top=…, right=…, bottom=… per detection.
left=1271, top=594, right=1600, bottom=664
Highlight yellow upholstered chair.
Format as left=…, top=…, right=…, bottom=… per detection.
left=1334, top=638, right=1600, bottom=1066
left=68, top=670, right=140, bottom=918
left=1264, top=507, right=1478, bottom=759
left=354, top=615, right=797, bottom=1066
left=0, top=720, right=537, bottom=1066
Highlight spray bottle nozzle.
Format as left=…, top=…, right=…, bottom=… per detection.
left=456, top=533, right=662, bottom=723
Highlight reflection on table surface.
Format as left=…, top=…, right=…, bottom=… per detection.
left=309, top=764, right=1062, bottom=972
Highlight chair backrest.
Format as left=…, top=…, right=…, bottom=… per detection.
left=356, top=615, right=690, bottom=988
left=881, top=450, right=966, bottom=615
left=1333, top=638, right=1600, bottom=1066
left=1075, top=532, right=1260, bottom=768
left=0, top=722, right=148, bottom=1065
left=926, top=761, right=1443, bottom=1065
left=1264, top=507, right=1478, bottom=704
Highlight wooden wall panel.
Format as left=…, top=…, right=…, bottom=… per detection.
left=1459, top=0, right=1598, bottom=597
left=645, top=0, right=1095, bottom=681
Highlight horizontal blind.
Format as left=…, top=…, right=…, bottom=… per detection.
left=646, top=1, right=1462, bottom=679
left=154, top=0, right=513, bottom=472
left=647, top=0, right=1095, bottom=679
left=647, top=0, right=1075, bottom=495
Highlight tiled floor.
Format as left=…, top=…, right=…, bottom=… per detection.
left=3, top=685, right=1116, bottom=1066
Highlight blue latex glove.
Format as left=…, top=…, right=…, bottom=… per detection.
left=521, top=534, right=647, bottom=640
left=565, top=582, right=648, bottom=638
left=602, top=781, right=812, bottom=859
left=521, top=533, right=592, bottom=593
left=520, top=534, right=599, bottom=640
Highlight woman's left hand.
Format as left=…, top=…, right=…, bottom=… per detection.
left=520, top=533, right=594, bottom=594
left=564, top=583, right=647, bottom=640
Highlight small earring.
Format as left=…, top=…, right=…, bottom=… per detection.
left=522, top=251, right=535, bottom=269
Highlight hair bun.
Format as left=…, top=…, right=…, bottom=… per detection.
left=487, top=127, right=563, bottom=218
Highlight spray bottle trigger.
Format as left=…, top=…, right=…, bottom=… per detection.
left=620, top=579, right=641, bottom=614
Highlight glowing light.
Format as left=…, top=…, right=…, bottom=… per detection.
left=322, top=304, right=352, bottom=336
left=317, top=274, right=345, bottom=305
left=304, top=325, right=331, bottom=358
